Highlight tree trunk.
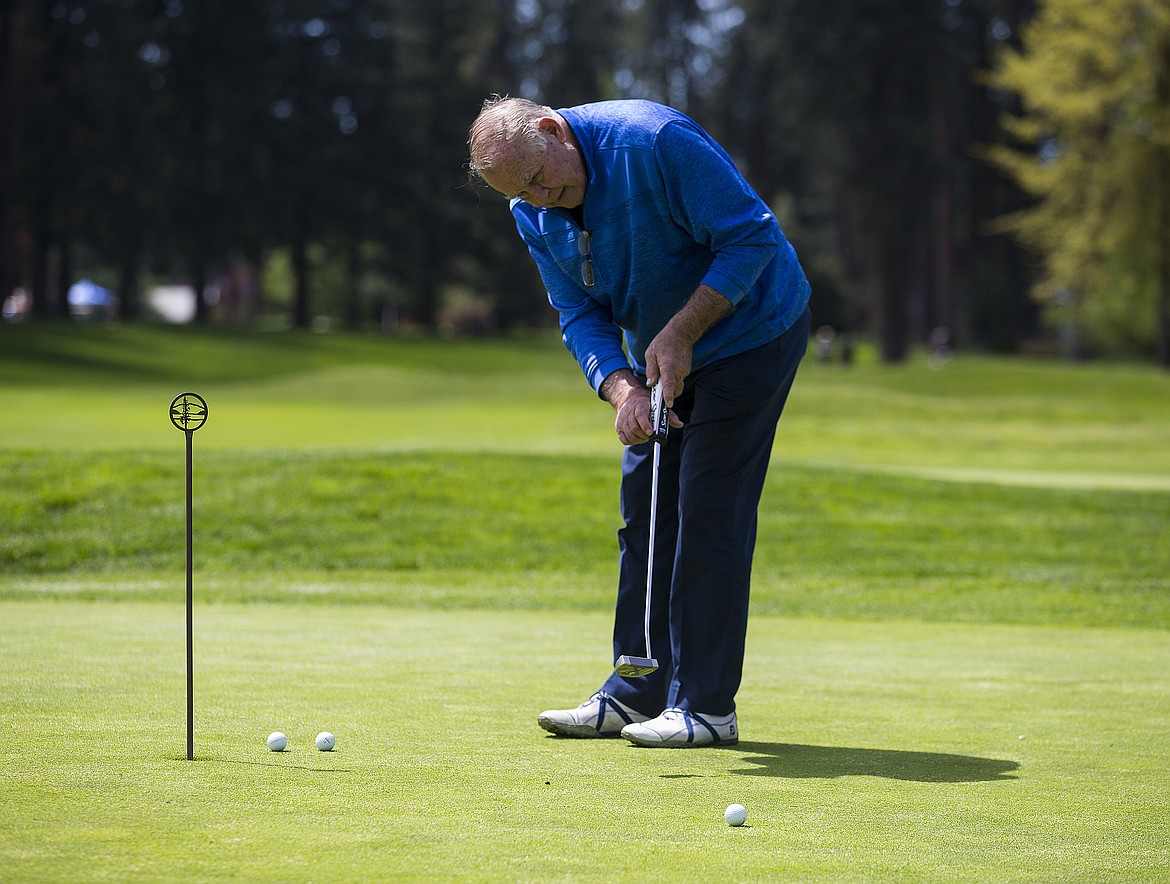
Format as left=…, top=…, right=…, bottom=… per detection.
left=0, top=0, right=13, bottom=306
left=1157, top=243, right=1169, bottom=368
left=291, top=226, right=310, bottom=329
left=55, top=237, right=70, bottom=316
left=929, top=56, right=955, bottom=342
left=119, top=241, right=141, bottom=320
left=1157, top=41, right=1170, bottom=368
left=191, top=260, right=208, bottom=325
left=345, top=236, right=362, bottom=331
left=30, top=198, right=52, bottom=317
left=875, top=232, right=910, bottom=363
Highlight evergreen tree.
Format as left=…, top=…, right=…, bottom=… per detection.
left=708, top=0, right=1035, bottom=360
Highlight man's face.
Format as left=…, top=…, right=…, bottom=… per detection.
left=482, top=119, right=587, bottom=210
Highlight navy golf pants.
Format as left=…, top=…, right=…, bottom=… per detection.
left=601, top=307, right=810, bottom=717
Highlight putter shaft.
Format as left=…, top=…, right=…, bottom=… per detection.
left=615, top=382, right=668, bottom=678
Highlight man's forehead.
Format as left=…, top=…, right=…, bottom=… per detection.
left=485, top=144, right=542, bottom=196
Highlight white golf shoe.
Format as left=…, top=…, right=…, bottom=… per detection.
left=620, top=708, right=738, bottom=748
left=537, top=691, right=651, bottom=738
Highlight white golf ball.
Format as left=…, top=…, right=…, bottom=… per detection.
left=315, top=731, right=336, bottom=751
left=266, top=731, right=288, bottom=752
left=724, top=803, right=748, bottom=827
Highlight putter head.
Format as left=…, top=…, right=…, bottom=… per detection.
left=614, top=655, right=659, bottom=678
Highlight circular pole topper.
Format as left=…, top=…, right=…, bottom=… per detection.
left=170, top=392, right=209, bottom=433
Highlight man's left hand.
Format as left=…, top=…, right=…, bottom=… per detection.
left=644, top=329, right=693, bottom=407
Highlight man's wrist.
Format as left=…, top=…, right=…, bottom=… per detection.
left=666, top=285, right=732, bottom=345
left=599, top=369, right=639, bottom=407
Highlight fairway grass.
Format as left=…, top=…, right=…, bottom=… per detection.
left=3, top=451, right=1168, bottom=628
left=3, top=322, right=1170, bottom=488
left=2, top=601, right=1167, bottom=881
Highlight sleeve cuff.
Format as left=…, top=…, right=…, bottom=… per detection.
left=589, top=355, right=634, bottom=397
left=699, top=268, right=749, bottom=306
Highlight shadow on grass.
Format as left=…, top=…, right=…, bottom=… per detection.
left=725, top=742, right=1019, bottom=783
left=168, top=755, right=352, bottom=773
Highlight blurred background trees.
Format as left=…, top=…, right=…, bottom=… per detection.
left=985, top=0, right=1170, bottom=363
left=1, top=0, right=1166, bottom=364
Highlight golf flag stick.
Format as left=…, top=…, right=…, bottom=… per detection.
left=170, top=393, right=208, bottom=760
left=615, top=381, right=669, bottom=678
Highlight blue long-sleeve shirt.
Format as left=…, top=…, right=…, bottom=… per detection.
left=509, top=100, right=811, bottom=394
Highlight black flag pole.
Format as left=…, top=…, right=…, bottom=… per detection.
left=170, top=393, right=208, bottom=761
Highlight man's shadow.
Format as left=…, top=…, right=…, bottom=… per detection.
left=714, top=742, right=1019, bottom=783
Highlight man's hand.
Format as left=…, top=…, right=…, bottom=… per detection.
left=600, top=370, right=683, bottom=445
left=645, top=285, right=733, bottom=406
left=599, top=285, right=730, bottom=445
left=643, top=328, right=693, bottom=407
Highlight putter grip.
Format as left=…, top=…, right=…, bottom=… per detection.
left=649, top=382, right=669, bottom=442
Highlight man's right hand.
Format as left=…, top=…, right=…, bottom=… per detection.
left=600, top=370, right=683, bottom=446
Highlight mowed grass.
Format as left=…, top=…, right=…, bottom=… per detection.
left=1, top=321, right=1169, bottom=880
left=3, top=321, right=1170, bottom=483
left=3, top=602, right=1168, bottom=881
left=1, top=451, right=1168, bottom=628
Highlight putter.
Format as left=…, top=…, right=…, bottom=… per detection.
left=614, top=380, right=670, bottom=678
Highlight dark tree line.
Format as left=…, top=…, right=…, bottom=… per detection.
left=2, top=0, right=1043, bottom=358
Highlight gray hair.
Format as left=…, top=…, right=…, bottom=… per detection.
left=467, top=96, right=554, bottom=181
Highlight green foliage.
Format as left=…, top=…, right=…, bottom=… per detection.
left=986, top=0, right=1170, bottom=356
left=259, top=248, right=295, bottom=311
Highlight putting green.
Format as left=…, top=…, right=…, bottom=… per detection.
left=2, top=601, right=1166, bottom=881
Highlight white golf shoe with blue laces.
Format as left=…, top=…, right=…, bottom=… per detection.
left=537, top=691, right=651, bottom=738
left=620, top=708, right=738, bottom=747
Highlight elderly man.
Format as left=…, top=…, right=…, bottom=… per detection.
left=468, top=96, right=811, bottom=747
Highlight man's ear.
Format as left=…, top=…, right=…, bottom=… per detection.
left=536, top=116, right=564, bottom=141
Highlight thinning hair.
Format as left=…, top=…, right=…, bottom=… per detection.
left=467, top=95, right=554, bottom=181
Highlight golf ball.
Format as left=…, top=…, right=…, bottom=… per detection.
left=724, top=803, right=748, bottom=827
left=315, top=731, right=336, bottom=751
left=266, top=732, right=288, bottom=752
